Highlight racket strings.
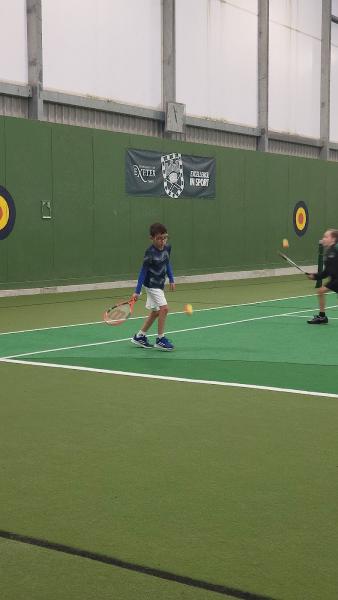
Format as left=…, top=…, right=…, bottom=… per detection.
left=104, top=303, right=131, bottom=324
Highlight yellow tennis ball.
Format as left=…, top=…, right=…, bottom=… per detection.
left=184, top=303, right=193, bottom=315
left=282, top=238, right=289, bottom=249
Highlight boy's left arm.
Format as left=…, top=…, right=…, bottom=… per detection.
left=167, top=262, right=175, bottom=291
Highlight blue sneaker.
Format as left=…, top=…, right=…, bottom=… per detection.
left=131, top=334, right=153, bottom=348
left=154, top=336, right=174, bottom=351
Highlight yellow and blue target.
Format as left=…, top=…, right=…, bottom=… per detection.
left=0, top=186, right=16, bottom=240
left=293, top=201, right=309, bottom=237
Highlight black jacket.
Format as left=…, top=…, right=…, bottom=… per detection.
left=314, top=243, right=338, bottom=281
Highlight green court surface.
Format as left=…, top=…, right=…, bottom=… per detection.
left=1, top=276, right=338, bottom=600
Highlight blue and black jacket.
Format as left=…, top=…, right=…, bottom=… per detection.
left=135, top=244, right=174, bottom=294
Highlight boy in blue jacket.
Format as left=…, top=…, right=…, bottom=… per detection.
left=132, top=223, right=175, bottom=350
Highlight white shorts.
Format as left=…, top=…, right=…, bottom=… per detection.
left=145, top=287, right=167, bottom=311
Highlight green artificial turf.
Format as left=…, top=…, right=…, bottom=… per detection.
left=1, top=276, right=338, bottom=599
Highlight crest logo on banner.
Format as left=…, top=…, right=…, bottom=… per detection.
left=160, top=153, right=184, bottom=198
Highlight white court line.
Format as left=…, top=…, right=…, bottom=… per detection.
left=1, top=358, right=338, bottom=400
left=0, top=320, right=104, bottom=336
left=288, top=315, right=338, bottom=320
left=1, top=304, right=337, bottom=361
left=0, top=291, right=332, bottom=337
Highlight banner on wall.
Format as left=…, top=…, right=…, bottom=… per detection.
left=126, top=149, right=215, bottom=198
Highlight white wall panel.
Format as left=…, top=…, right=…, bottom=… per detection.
left=176, top=0, right=258, bottom=127
left=269, top=0, right=321, bottom=138
left=269, top=0, right=321, bottom=38
left=330, top=24, right=338, bottom=142
left=0, top=0, right=28, bottom=84
left=42, top=0, right=162, bottom=109
left=333, top=0, right=338, bottom=17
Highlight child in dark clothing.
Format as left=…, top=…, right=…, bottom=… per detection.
left=307, top=229, right=338, bottom=324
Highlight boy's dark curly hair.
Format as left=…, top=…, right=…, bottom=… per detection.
left=150, top=223, right=168, bottom=237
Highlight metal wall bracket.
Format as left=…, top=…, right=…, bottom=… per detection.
left=41, top=200, right=52, bottom=219
left=165, top=102, right=185, bottom=133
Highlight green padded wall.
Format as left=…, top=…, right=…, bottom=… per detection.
left=0, top=115, right=337, bottom=290
left=4, top=118, right=53, bottom=285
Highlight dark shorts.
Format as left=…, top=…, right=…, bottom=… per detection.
left=326, top=279, right=338, bottom=293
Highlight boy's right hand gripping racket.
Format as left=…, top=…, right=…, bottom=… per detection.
left=278, top=252, right=308, bottom=274
left=103, top=298, right=135, bottom=326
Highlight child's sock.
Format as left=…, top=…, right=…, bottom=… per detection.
left=137, top=330, right=146, bottom=337
left=319, top=312, right=326, bottom=317
left=157, top=334, right=164, bottom=339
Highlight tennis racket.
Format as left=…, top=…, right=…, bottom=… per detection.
left=278, top=252, right=307, bottom=274
left=103, top=298, right=135, bottom=326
